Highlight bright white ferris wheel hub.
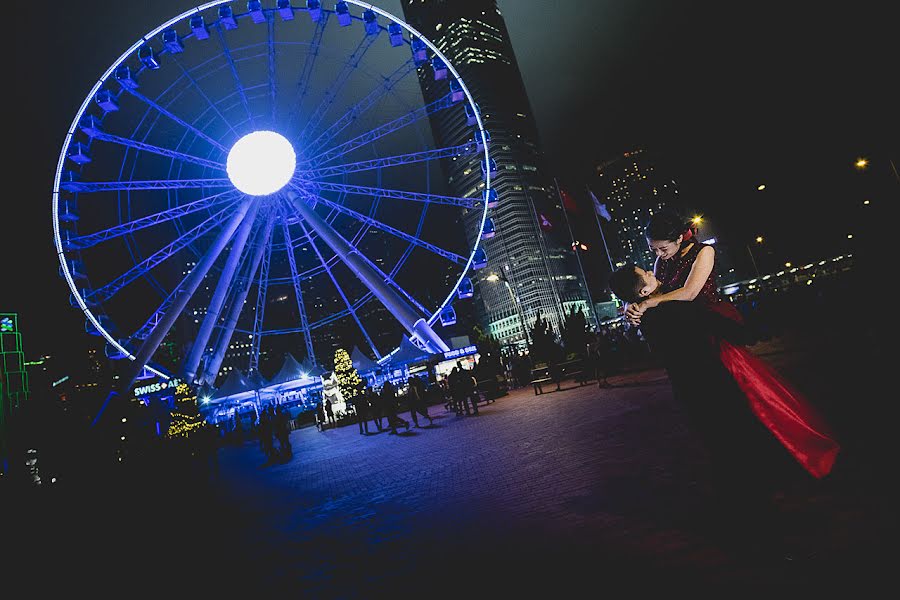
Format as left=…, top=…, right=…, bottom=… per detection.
left=226, top=131, right=296, bottom=195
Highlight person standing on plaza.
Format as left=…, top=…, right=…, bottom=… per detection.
left=354, top=388, right=371, bottom=435
left=274, top=405, right=292, bottom=460
left=380, top=379, right=408, bottom=435
left=407, top=375, right=433, bottom=427
left=460, top=363, right=480, bottom=415
left=315, top=401, right=326, bottom=431
left=447, top=366, right=466, bottom=416
left=324, top=398, right=336, bottom=428
left=367, top=386, right=385, bottom=432
left=257, top=406, right=277, bottom=464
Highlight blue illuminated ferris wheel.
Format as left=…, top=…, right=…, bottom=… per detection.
left=52, top=0, right=494, bottom=388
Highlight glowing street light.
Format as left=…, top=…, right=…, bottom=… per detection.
left=855, top=157, right=869, bottom=170
left=757, top=184, right=766, bottom=191
left=785, top=262, right=792, bottom=268
left=755, top=236, right=764, bottom=243
left=691, top=215, right=703, bottom=225
left=484, top=272, right=529, bottom=345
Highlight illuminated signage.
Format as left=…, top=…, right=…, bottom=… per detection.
left=0, top=317, right=14, bottom=332
left=134, top=378, right=182, bottom=397
left=52, top=375, right=70, bottom=388
left=443, top=345, right=477, bottom=360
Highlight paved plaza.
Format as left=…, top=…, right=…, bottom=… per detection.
left=16, top=329, right=897, bottom=596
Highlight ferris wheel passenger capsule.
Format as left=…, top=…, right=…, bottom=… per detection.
left=307, top=0, right=322, bottom=22
left=364, top=9, right=379, bottom=35
left=190, top=14, right=210, bottom=40
left=248, top=1, right=266, bottom=24
left=278, top=0, right=295, bottom=21
left=336, top=1, right=352, bottom=26
left=472, top=247, right=488, bottom=270
left=218, top=6, right=238, bottom=30
left=457, top=278, right=474, bottom=299
left=388, top=22, right=403, bottom=46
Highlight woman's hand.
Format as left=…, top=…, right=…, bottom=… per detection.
left=625, top=302, right=646, bottom=325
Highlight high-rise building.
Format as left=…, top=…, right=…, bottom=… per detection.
left=594, top=149, right=679, bottom=269
left=1, top=313, right=30, bottom=475
left=402, top=0, right=590, bottom=349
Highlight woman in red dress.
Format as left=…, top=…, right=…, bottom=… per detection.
left=613, top=210, right=840, bottom=481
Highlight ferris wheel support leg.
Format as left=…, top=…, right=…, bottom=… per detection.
left=201, top=211, right=277, bottom=387
left=286, top=191, right=449, bottom=354
left=115, top=196, right=256, bottom=399
left=184, top=200, right=262, bottom=384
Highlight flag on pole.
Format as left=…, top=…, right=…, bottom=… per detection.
left=538, top=211, right=553, bottom=231
left=559, top=186, right=580, bottom=214
left=589, top=189, right=612, bottom=221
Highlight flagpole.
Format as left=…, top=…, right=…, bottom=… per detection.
left=588, top=185, right=615, bottom=272
left=555, top=178, right=599, bottom=330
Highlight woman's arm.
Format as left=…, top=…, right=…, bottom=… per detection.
left=641, top=245, right=715, bottom=309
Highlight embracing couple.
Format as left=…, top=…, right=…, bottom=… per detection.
left=608, top=210, right=840, bottom=547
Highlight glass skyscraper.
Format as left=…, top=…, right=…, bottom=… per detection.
left=402, top=0, right=590, bottom=349
left=594, top=149, right=679, bottom=270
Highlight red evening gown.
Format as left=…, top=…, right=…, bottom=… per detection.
left=655, top=242, right=840, bottom=479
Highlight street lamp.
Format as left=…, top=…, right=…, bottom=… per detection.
left=746, top=236, right=764, bottom=278
left=485, top=272, right=530, bottom=346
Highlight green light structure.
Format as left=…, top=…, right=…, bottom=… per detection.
left=1, top=313, right=30, bottom=475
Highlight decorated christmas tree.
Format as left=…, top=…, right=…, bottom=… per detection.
left=333, top=348, right=362, bottom=403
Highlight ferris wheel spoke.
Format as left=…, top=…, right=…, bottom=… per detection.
left=249, top=230, right=274, bottom=374
left=60, top=178, right=233, bottom=193
left=304, top=142, right=474, bottom=179
left=285, top=12, right=330, bottom=133
left=266, top=15, right=277, bottom=126
left=167, top=53, right=241, bottom=142
left=286, top=190, right=448, bottom=354
left=303, top=93, right=456, bottom=168
left=88, top=130, right=227, bottom=171
left=212, top=22, right=256, bottom=130
left=121, top=87, right=229, bottom=154
left=297, top=31, right=379, bottom=147
left=298, top=189, right=468, bottom=266
left=294, top=214, right=382, bottom=359
left=199, top=209, right=276, bottom=385
left=301, top=180, right=476, bottom=210
left=87, top=199, right=246, bottom=305
left=64, top=191, right=240, bottom=251
left=305, top=58, right=417, bottom=156
left=280, top=214, right=316, bottom=365
left=120, top=195, right=255, bottom=389
left=183, top=200, right=262, bottom=383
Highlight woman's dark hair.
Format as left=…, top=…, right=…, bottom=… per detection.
left=644, top=208, right=695, bottom=243
left=607, top=264, right=642, bottom=304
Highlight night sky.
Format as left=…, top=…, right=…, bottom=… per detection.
left=9, top=0, right=896, bottom=363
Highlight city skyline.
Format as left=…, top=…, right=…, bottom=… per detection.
left=8, top=0, right=895, bottom=365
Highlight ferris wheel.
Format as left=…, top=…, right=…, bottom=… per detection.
left=52, top=0, right=493, bottom=390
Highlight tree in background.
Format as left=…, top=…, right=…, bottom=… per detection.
left=333, top=348, right=362, bottom=403
left=528, top=314, right=563, bottom=367
left=562, top=307, right=590, bottom=360
left=471, top=325, right=502, bottom=379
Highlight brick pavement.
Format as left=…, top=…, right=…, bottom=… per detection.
left=196, top=354, right=892, bottom=596
left=16, top=334, right=895, bottom=597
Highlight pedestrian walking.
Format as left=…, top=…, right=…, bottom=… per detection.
left=355, top=390, right=371, bottom=435
left=380, top=379, right=409, bottom=435
left=274, top=405, right=292, bottom=460
left=407, top=375, right=433, bottom=427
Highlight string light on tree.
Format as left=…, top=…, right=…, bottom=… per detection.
left=333, top=348, right=362, bottom=403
